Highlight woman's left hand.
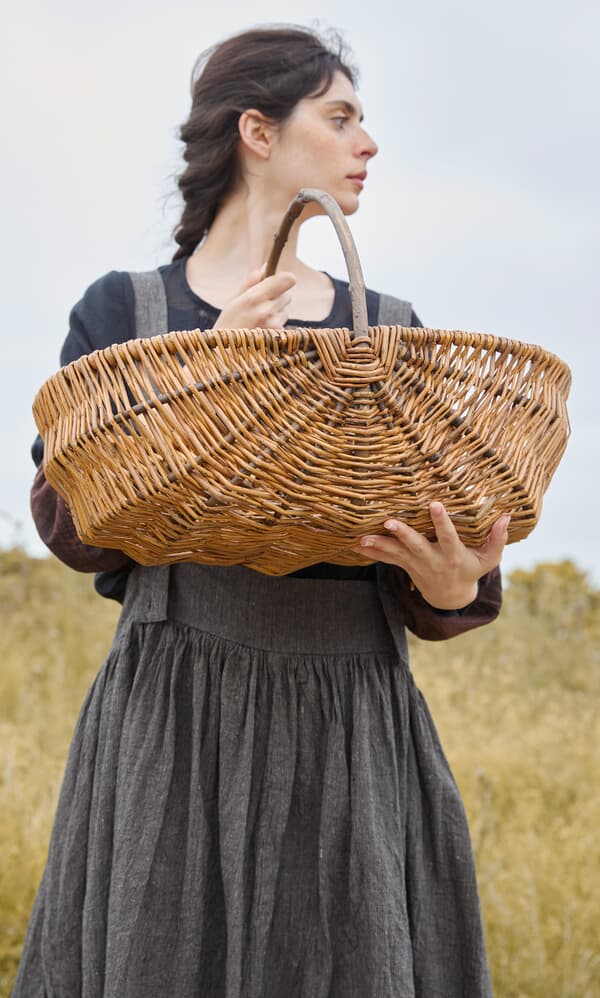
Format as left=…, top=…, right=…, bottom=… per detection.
left=351, top=501, right=511, bottom=610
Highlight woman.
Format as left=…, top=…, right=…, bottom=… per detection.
left=14, top=25, right=507, bottom=998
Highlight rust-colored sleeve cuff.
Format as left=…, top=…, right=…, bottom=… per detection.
left=387, top=564, right=503, bottom=641
left=30, top=463, right=132, bottom=573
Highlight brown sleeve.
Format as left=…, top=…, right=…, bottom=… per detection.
left=386, top=564, right=503, bottom=641
left=30, top=463, right=132, bottom=573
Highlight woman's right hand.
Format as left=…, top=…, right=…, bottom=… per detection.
left=212, top=267, right=297, bottom=330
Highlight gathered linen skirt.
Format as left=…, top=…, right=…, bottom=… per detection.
left=12, top=563, right=492, bottom=997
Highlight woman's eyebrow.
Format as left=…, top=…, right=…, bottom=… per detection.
left=323, top=98, right=364, bottom=123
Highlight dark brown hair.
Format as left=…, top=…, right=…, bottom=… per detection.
left=172, top=25, right=356, bottom=261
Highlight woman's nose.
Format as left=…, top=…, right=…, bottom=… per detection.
left=359, top=128, right=378, bottom=159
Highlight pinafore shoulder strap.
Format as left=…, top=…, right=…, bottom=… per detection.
left=129, top=269, right=414, bottom=335
left=129, top=270, right=168, bottom=339
left=376, top=292, right=413, bottom=327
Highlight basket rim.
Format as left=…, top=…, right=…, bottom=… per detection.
left=43, top=323, right=572, bottom=383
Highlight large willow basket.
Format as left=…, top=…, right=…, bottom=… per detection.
left=33, top=189, right=571, bottom=575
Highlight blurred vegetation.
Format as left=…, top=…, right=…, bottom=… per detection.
left=0, top=549, right=120, bottom=994
left=0, top=550, right=598, bottom=996
left=409, top=560, right=600, bottom=997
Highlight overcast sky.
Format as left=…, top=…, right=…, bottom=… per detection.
left=2, top=0, right=598, bottom=581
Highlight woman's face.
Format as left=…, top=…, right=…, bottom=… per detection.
left=266, top=70, right=379, bottom=215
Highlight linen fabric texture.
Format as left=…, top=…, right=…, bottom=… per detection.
left=14, top=264, right=498, bottom=997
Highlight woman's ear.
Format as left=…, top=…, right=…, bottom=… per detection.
left=238, top=109, right=276, bottom=161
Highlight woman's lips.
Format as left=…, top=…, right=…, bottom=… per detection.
left=348, top=174, right=366, bottom=189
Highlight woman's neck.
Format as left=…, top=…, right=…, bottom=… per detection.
left=201, top=188, right=300, bottom=273
left=184, top=184, right=334, bottom=319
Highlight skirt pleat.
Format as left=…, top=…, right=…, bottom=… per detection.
left=12, top=565, right=492, bottom=997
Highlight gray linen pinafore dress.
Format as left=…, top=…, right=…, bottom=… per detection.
left=12, top=273, right=493, bottom=997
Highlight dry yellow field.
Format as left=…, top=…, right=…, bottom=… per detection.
left=1, top=551, right=598, bottom=996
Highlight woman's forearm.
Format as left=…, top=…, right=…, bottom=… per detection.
left=31, top=463, right=132, bottom=573
left=386, top=564, right=503, bottom=641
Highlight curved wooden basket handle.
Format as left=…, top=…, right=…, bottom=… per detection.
left=264, top=188, right=368, bottom=341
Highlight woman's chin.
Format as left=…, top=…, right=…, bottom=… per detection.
left=283, top=188, right=360, bottom=217
left=336, top=193, right=361, bottom=215
left=344, top=197, right=361, bottom=215
left=314, top=188, right=361, bottom=214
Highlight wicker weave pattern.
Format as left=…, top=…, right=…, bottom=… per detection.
left=34, top=318, right=571, bottom=574
left=33, top=188, right=571, bottom=574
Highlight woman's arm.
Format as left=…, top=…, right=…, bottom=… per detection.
left=31, top=271, right=136, bottom=574
left=383, top=563, right=502, bottom=641
left=357, top=501, right=508, bottom=639
left=31, top=461, right=133, bottom=573
left=355, top=502, right=509, bottom=605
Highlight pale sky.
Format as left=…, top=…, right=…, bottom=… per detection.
left=2, top=0, right=598, bottom=580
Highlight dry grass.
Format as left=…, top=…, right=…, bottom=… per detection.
left=0, top=550, right=119, bottom=994
left=0, top=551, right=598, bottom=996
left=409, top=562, right=600, bottom=997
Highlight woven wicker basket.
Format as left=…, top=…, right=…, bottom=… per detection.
left=33, top=188, right=571, bottom=574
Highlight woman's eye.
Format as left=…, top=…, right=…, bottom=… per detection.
left=332, top=116, right=349, bottom=128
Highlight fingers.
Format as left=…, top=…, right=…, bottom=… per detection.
left=351, top=517, right=428, bottom=571
left=238, top=267, right=265, bottom=292
left=252, top=289, right=294, bottom=327
left=351, top=511, right=433, bottom=569
left=477, top=514, right=511, bottom=569
left=251, top=275, right=296, bottom=326
left=351, top=533, right=411, bottom=570
left=382, top=518, right=429, bottom=557
left=263, top=272, right=297, bottom=294
left=385, top=503, right=509, bottom=566
left=216, top=270, right=297, bottom=331
left=243, top=271, right=296, bottom=298
left=382, top=503, right=460, bottom=557
left=426, top=501, right=464, bottom=556
left=352, top=506, right=511, bottom=577
left=384, top=502, right=461, bottom=558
